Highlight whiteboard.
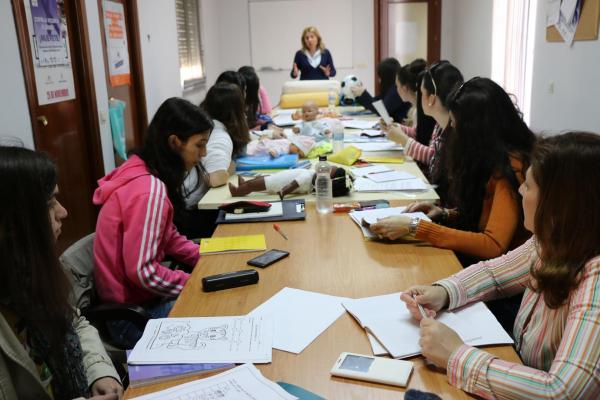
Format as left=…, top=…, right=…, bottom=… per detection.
left=249, top=0, right=353, bottom=71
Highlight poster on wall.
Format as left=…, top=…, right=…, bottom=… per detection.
left=26, top=0, right=76, bottom=105
left=103, top=0, right=131, bottom=87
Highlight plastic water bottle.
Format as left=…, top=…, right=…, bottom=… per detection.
left=315, top=156, right=333, bottom=214
left=328, top=86, right=337, bottom=114
left=332, top=120, right=344, bottom=153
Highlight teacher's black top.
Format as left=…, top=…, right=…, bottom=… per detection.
left=291, top=49, right=336, bottom=80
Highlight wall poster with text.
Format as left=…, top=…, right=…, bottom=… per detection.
left=26, top=0, right=76, bottom=105
left=103, top=0, right=131, bottom=86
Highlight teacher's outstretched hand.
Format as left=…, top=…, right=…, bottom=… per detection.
left=291, top=26, right=336, bottom=80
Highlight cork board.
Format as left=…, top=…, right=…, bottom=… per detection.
left=547, top=0, right=600, bottom=42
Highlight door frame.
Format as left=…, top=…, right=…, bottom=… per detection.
left=374, top=0, right=442, bottom=95
left=11, top=0, right=105, bottom=181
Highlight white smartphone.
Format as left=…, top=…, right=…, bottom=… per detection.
left=330, top=352, right=413, bottom=387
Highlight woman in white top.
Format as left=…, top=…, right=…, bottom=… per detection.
left=179, top=82, right=251, bottom=238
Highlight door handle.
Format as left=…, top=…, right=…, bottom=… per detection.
left=37, top=115, right=48, bottom=126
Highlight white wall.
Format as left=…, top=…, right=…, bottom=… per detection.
left=0, top=0, right=35, bottom=148
left=137, top=0, right=182, bottom=119
left=528, top=3, right=600, bottom=133
left=440, top=0, right=494, bottom=80
left=85, top=0, right=114, bottom=173
left=214, top=0, right=375, bottom=106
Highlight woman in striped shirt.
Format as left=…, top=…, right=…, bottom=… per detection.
left=383, top=60, right=463, bottom=187
left=401, top=132, right=600, bottom=399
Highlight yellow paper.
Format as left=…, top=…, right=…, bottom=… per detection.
left=199, top=234, right=267, bottom=255
left=361, top=156, right=405, bottom=164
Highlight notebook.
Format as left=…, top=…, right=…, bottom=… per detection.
left=126, top=350, right=233, bottom=388
left=216, top=200, right=306, bottom=224
left=199, top=234, right=267, bottom=255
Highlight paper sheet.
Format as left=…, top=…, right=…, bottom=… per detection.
left=350, top=165, right=393, bottom=177
left=343, top=294, right=513, bottom=359
left=367, top=171, right=416, bottom=183
left=351, top=142, right=403, bottom=152
left=348, top=207, right=430, bottom=239
left=546, top=0, right=561, bottom=26
left=273, top=114, right=296, bottom=127
left=341, top=119, right=379, bottom=130
left=127, top=316, right=273, bottom=364
left=353, top=177, right=429, bottom=192
left=372, top=100, right=393, bottom=125
left=131, top=364, right=296, bottom=400
left=249, top=287, right=347, bottom=354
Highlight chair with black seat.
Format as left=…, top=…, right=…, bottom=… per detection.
left=59, top=233, right=151, bottom=388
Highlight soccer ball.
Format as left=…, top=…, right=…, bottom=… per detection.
left=340, top=75, right=362, bottom=105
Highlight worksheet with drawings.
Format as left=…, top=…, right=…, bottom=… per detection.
left=249, top=0, right=354, bottom=71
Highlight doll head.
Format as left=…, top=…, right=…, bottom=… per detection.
left=288, top=135, right=315, bottom=157
left=301, top=101, right=319, bottom=122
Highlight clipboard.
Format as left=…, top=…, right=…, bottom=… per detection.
left=215, top=199, right=306, bottom=224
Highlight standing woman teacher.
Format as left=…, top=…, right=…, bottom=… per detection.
left=291, top=26, right=336, bottom=80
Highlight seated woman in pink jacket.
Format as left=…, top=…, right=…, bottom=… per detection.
left=93, top=97, right=213, bottom=348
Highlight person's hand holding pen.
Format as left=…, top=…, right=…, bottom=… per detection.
left=401, top=286, right=464, bottom=368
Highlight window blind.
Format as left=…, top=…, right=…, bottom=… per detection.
left=176, top=0, right=205, bottom=87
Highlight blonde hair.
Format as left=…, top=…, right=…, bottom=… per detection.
left=301, top=26, right=325, bottom=51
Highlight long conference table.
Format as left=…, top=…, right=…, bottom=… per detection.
left=125, top=194, right=521, bottom=398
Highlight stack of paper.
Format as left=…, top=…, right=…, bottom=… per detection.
left=249, top=287, right=348, bottom=354
left=272, top=114, right=295, bottom=127
left=127, top=316, right=273, bottom=365
left=348, top=206, right=430, bottom=239
left=199, top=234, right=267, bottom=255
left=130, top=364, right=296, bottom=400
left=342, top=293, right=513, bottom=359
left=341, top=119, right=378, bottom=130
left=353, top=177, right=429, bottom=192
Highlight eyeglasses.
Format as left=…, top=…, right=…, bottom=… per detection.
left=425, top=60, right=449, bottom=97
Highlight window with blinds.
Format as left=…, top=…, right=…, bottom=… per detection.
left=176, top=0, right=205, bottom=89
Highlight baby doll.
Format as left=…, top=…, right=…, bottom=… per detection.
left=246, top=135, right=315, bottom=158
left=292, top=100, right=331, bottom=141
left=228, top=167, right=350, bottom=200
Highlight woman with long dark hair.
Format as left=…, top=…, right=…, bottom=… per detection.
left=400, top=132, right=600, bottom=399
left=0, top=146, right=122, bottom=399
left=238, top=66, right=273, bottom=130
left=94, top=97, right=213, bottom=348
left=384, top=61, right=463, bottom=192
left=351, top=57, right=411, bottom=124
left=372, top=77, right=535, bottom=262
left=394, top=58, right=437, bottom=146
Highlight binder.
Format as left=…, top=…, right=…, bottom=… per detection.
left=215, top=199, right=306, bottom=224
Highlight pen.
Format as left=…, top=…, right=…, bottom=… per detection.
left=273, top=223, right=288, bottom=240
left=413, top=294, right=429, bottom=319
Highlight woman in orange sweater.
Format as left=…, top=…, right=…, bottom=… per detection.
left=371, top=78, right=536, bottom=262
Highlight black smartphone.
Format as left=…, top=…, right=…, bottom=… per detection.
left=247, top=249, right=290, bottom=268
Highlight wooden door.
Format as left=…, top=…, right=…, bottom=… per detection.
left=12, top=0, right=105, bottom=252
left=374, top=0, right=441, bottom=94
left=98, top=0, right=147, bottom=164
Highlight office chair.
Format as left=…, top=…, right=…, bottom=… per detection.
left=60, top=233, right=151, bottom=388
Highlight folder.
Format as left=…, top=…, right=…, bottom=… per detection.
left=215, top=200, right=306, bottom=224
left=199, top=234, right=267, bottom=255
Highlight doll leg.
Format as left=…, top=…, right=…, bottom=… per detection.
left=228, top=176, right=267, bottom=196
left=278, top=180, right=300, bottom=201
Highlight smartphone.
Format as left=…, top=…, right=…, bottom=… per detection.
left=247, top=249, right=289, bottom=268
left=330, top=352, right=413, bottom=387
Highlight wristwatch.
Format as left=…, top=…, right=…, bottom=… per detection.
left=408, top=216, right=420, bottom=236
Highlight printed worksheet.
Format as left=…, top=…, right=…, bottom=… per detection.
left=127, top=316, right=273, bottom=365
left=131, top=364, right=296, bottom=400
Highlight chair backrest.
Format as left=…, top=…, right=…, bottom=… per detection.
left=59, top=233, right=96, bottom=310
